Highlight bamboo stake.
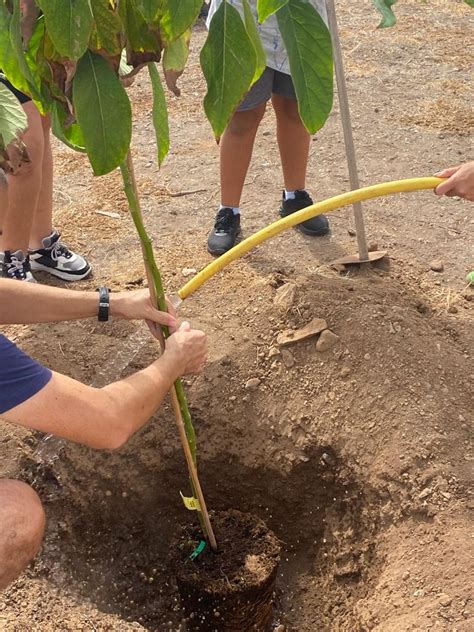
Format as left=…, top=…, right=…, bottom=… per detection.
left=120, top=151, right=217, bottom=552
left=325, top=0, right=370, bottom=261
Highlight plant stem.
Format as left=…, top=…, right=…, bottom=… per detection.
left=119, top=151, right=217, bottom=550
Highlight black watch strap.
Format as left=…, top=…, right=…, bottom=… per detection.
left=97, top=287, right=110, bottom=322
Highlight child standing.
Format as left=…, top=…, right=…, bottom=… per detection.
left=206, top=0, right=330, bottom=256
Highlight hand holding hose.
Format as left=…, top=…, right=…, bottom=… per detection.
left=435, top=162, right=474, bottom=202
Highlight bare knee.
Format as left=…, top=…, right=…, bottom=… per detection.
left=272, top=95, right=303, bottom=125
left=0, top=480, right=45, bottom=589
left=227, top=104, right=266, bottom=136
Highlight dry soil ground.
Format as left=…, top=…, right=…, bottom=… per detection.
left=0, top=1, right=473, bottom=631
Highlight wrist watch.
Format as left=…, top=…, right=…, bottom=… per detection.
left=97, top=287, right=110, bottom=322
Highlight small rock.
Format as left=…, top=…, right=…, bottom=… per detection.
left=418, top=487, right=432, bottom=499
left=347, top=228, right=356, bottom=237
left=105, top=490, right=112, bottom=497
left=181, top=267, right=197, bottom=277
left=430, top=260, right=444, bottom=273
left=438, top=594, right=452, bottom=607
left=368, top=242, right=379, bottom=252
left=316, top=329, right=339, bottom=352
left=268, top=346, right=280, bottom=358
left=402, top=571, right=410, bottom=581
left=274, top=626, right=286, bottom=632
left=273, top=283, right=297, bottom=310
left=413, top=589, right=425, bottom=598
left=245, top=378, right=261, bottom=390
left=340, top=367, right=351, bottom=378
left=281, top=349, right=295, bottom=368
left=447, top=305, right=458, bottom=314
left=262, top=130, right=271, bottom=137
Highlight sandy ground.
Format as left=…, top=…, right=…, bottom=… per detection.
left=0, top=1, right=473, bottom=630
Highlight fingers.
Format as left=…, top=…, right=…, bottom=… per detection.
left=434, top=166, right=460, bottom=178
left=179, top=321, right=191, bottom=332
left=435, top=179, right=454, bottom=197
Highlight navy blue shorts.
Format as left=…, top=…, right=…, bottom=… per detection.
left=0, top=334, right=52, bottom=414
left=0, top=74, right=31, bottom=104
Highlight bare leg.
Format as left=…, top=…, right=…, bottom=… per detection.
left=219, top=103, right=267, bottom=208
left=29, top=114, right=53, bottom=249
left=0, top=102, right=45, bottom=253
left=0, top=480, right=45, bottom=589
left=272, top=94, right=310, bottom=191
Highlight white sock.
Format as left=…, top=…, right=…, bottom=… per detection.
left=220, top=204, right=240, bottom=215
left=284, top=190, right=296, bottom=200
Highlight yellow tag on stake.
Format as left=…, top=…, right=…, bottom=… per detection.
left=180, top=492, right=201, bottom=511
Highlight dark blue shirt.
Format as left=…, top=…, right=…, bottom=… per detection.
left=0, top=334, right=52, bottom=414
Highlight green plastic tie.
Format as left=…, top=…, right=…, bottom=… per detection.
left=189, top=540, right=206, bottom=562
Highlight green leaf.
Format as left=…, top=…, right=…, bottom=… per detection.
left=37, top=0, right=94, bottom=60
left=163, top=30, right=190, bottom=71
left=200, top=1, right=257, bottom=137
left=464, top=0, right=474, bottom=7
left=148, top=63, right=169, bottom=166
left=51, top=101, right=86, bottom=153
left=372, top=0, right=398, bottom=28
left=1, top=1, right=42, bottom=103
left=119, top=0, right=160, bottom=52
left=242, top=0, right=266, bottom=84
left=159, top=0, right=202, bottom=41
left=276, top=0, right=333, bottom=134
left=257, top=0, right=288, bottom=23
left=90, top=0, right=123, bottom=55
left=73, top=51, right=132, bottom=175
left=0, top=81, right=27, bottom=147
left=134, top=0, right=161, bottom=23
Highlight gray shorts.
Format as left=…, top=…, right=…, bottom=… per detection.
left=237, top=66, right=297, bottom=112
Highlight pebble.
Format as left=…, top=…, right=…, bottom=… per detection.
left=273, top=283, right=297, bottom=310
left=316, top=329, right=339, bottom=352
left=281, top=349, right=295, bottom=368
left=430, top=260, right=444, bottom=273
left=438, top=593, right=452, bottom=607
left=181, top=267, right=197, bottom=277
left=418, top=487, right=432, bottom=499
left=402, top=571, right=410, bottom=581
left=368, top=242, right=379, bottom=252
left=340, top=367, right=351, bottom=378
left=268, top=346, right=280, bottom=358
left=245, top=377, right=261, bottom=390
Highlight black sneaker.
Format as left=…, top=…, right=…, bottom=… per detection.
left=279, top=190, right=329, bottom=236
left=29, top=230, right=91, bottom=281
left=1, top=249, right=36, bottom=282
left=207, top=208, right=241, bottom=256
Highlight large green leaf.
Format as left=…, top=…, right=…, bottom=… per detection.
left=148, top=62, right=169, bottom=166
left=0, top=81, right=27, bottom=147
left=372, top=0, right=397, bottom=28
left=37, top=0, right=94, bottom=60
left=464, top=0, right=473, bottom=7
left=200, top=1, right=256, bottom=137
left=243, top=0, right=266, bottom=84
left=73, top=51, right=132, bottom=175
left=90, top=0, right=123, bottom=55
left=257, top=0, right=288, bottom=23
left=159, top=0, right=202, bottom=41
left=276, top=0, right=333, bottom=133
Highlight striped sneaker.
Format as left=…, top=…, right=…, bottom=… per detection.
left=1, top=249, right=36, bottom=282
left=29, top=230, right=91, bottom=281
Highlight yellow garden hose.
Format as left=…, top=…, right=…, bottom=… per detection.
left=178, top=177, right=443, bottom=302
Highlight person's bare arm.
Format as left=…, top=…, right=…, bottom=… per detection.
left=2, top=323, right=206, bottom=449
left=0, top=279, right=176, bottom=328
left=435, top=161, right=474, bottom=202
